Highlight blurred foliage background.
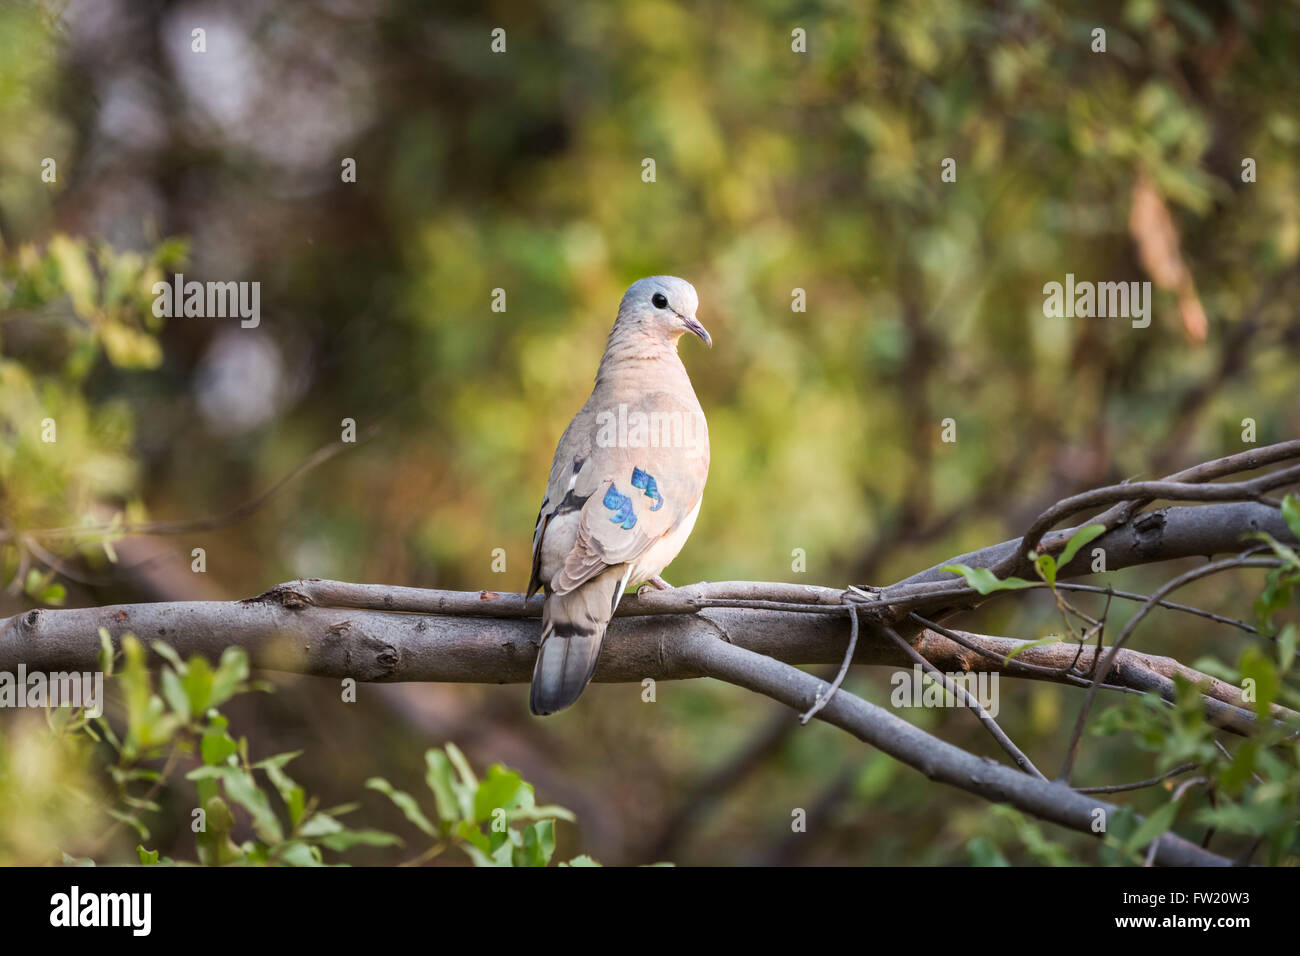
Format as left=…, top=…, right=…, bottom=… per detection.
left=1, top=0, right=1298, bottom=865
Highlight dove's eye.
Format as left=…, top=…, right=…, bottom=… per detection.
left=652, top=292, right=668, bottom=309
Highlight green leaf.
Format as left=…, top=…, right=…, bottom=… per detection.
left=1194, top=799, right=1291, bottom=837
left=442, top=743, right=478, bottom=822
left=254, top=751, right=306, bottom=827
left=517, top=803, right=577, bottom=823
left=967, top=836, right=1010, bottom=867
left=424, top=749, right=460, bottom=825
left=297, top=814, right=343, bottom=838
left=106, top=808, right=149, bottom=840
left=444, top=742, right=479, bottom=790
left=276, top=841, right=324, bottom=867
left=315, top=828, right=403, bottom=852
left=942, top=563, right=1036, bottom=595
left=1239, top=646, right=1279, bottom=718
left=461, top=844, right=495, bottom=867
left=46, top=704, right=74, bottom=734
left=522, top=820, right=556, bottom=867
left=215, top=766, right=284, bottom=844
left=159, top=666, right=190, bottom=722
left=137, top=845, right=159, bottom=865
left=1245, top=531, right=1300, bottom=573
left=1282, top=493, right=1300, bottom=542
left=1279, top=624, right=1297, bottom=674
left=97, top=628, right=115, bottom=677
left=490, top=838, right=515, bottom=866
left=987, top=806, right=1078, bottom=866
left=455, top=819, right=491, bottom=853
left=241, top=841, right=269, bottom=864
left=560, top=854, right=601, bottom=867
left=208, top=647, right=250, bottom=709
left=1057, top=524, right=1107, bottom=568
left=181, top=656, right=215, bottom=714
left=94, top=715, right=122, bottom=752
left=1004, top=634, right=1063, bottom=662
left=1218, top=740, right=1259, bottom=793
left=487, top=822, right=512, bottom=854
left=150, top=641, right=186, bottom=674
left=118, top=635, right=183, bottom=754
left=473, top=764, right=529, bottom=824
left=100, top=247, right=143, bottom=306
left=1254, top=566, right=1294, bottom=634
left=48, top=234, right=99, bottom=316
left=199, top=715, right=238, bottom=766
left=23, top=569, right=46, bottom=597
left=365, top=778, right=436, bottom=837
left=1033, top=553, right=1056, bottom=587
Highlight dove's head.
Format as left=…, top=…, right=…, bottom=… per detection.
left=615, top=276, right=711, bottom=349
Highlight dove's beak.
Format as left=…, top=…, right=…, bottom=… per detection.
left=682, top=315, right=712, bottom=348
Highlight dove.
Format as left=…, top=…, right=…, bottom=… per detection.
left=527, top=276, right=712, bottom=715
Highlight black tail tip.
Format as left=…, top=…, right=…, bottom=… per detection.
left=529, top=683, right=582, bottom=717
left=529, top=627, right=603, bottom=716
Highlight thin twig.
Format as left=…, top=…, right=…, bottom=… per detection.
left=1073, top=762, right=1199, bottom=794
left=1086, top=439, right=1300, bottom=541
left=1000, top=460, right=1300, bottom=578
left=1051, top=582, right=1259, bottom=635
left=910, top=612, right=1140, bottom=690
left=1144, top=777, right=1208, bottom=867
left=880, top=626, right=1047, bottom=779
left=799, top=605, right=859, bottom=724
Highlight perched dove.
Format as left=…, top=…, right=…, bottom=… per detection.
left=527, top=276, right=712, bottom=715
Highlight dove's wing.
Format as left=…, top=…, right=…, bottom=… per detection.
left=526, top=415, right=591, bottom=598
left=529, top=385, right=708, bottom=598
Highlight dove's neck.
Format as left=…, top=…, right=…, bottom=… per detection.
left=594, top=329, right=688, bottom=389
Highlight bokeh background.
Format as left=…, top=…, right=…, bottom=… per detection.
left=2, top=0, right=1299, bottom=865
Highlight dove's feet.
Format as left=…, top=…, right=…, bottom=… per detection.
left=636, top=575, right=672, bottom=595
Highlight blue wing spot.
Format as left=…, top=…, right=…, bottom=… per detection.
left=631, top=467, right=664, bottom=512
left=603, top=484, right=637, bottom=530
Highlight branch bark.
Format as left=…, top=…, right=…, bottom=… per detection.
left=0, top=581, right=1276, bottom=730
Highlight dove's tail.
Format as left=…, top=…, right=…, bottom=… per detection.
left=530, top=566, right=629, bottom=716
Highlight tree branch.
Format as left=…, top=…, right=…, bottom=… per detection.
left=3, top=452, right=1294, bottom=867
left=674, top=630, right=1232, bottom=866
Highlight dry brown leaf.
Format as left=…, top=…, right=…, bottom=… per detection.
left=1128, top=172, right=1207, bottom=342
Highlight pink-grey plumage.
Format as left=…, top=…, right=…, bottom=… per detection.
left=527, top=277, right=711, bottom=715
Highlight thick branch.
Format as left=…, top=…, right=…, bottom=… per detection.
left=894, top=500, right=1295, bottom=593
left=0, top=580, right=1281, bottom=734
